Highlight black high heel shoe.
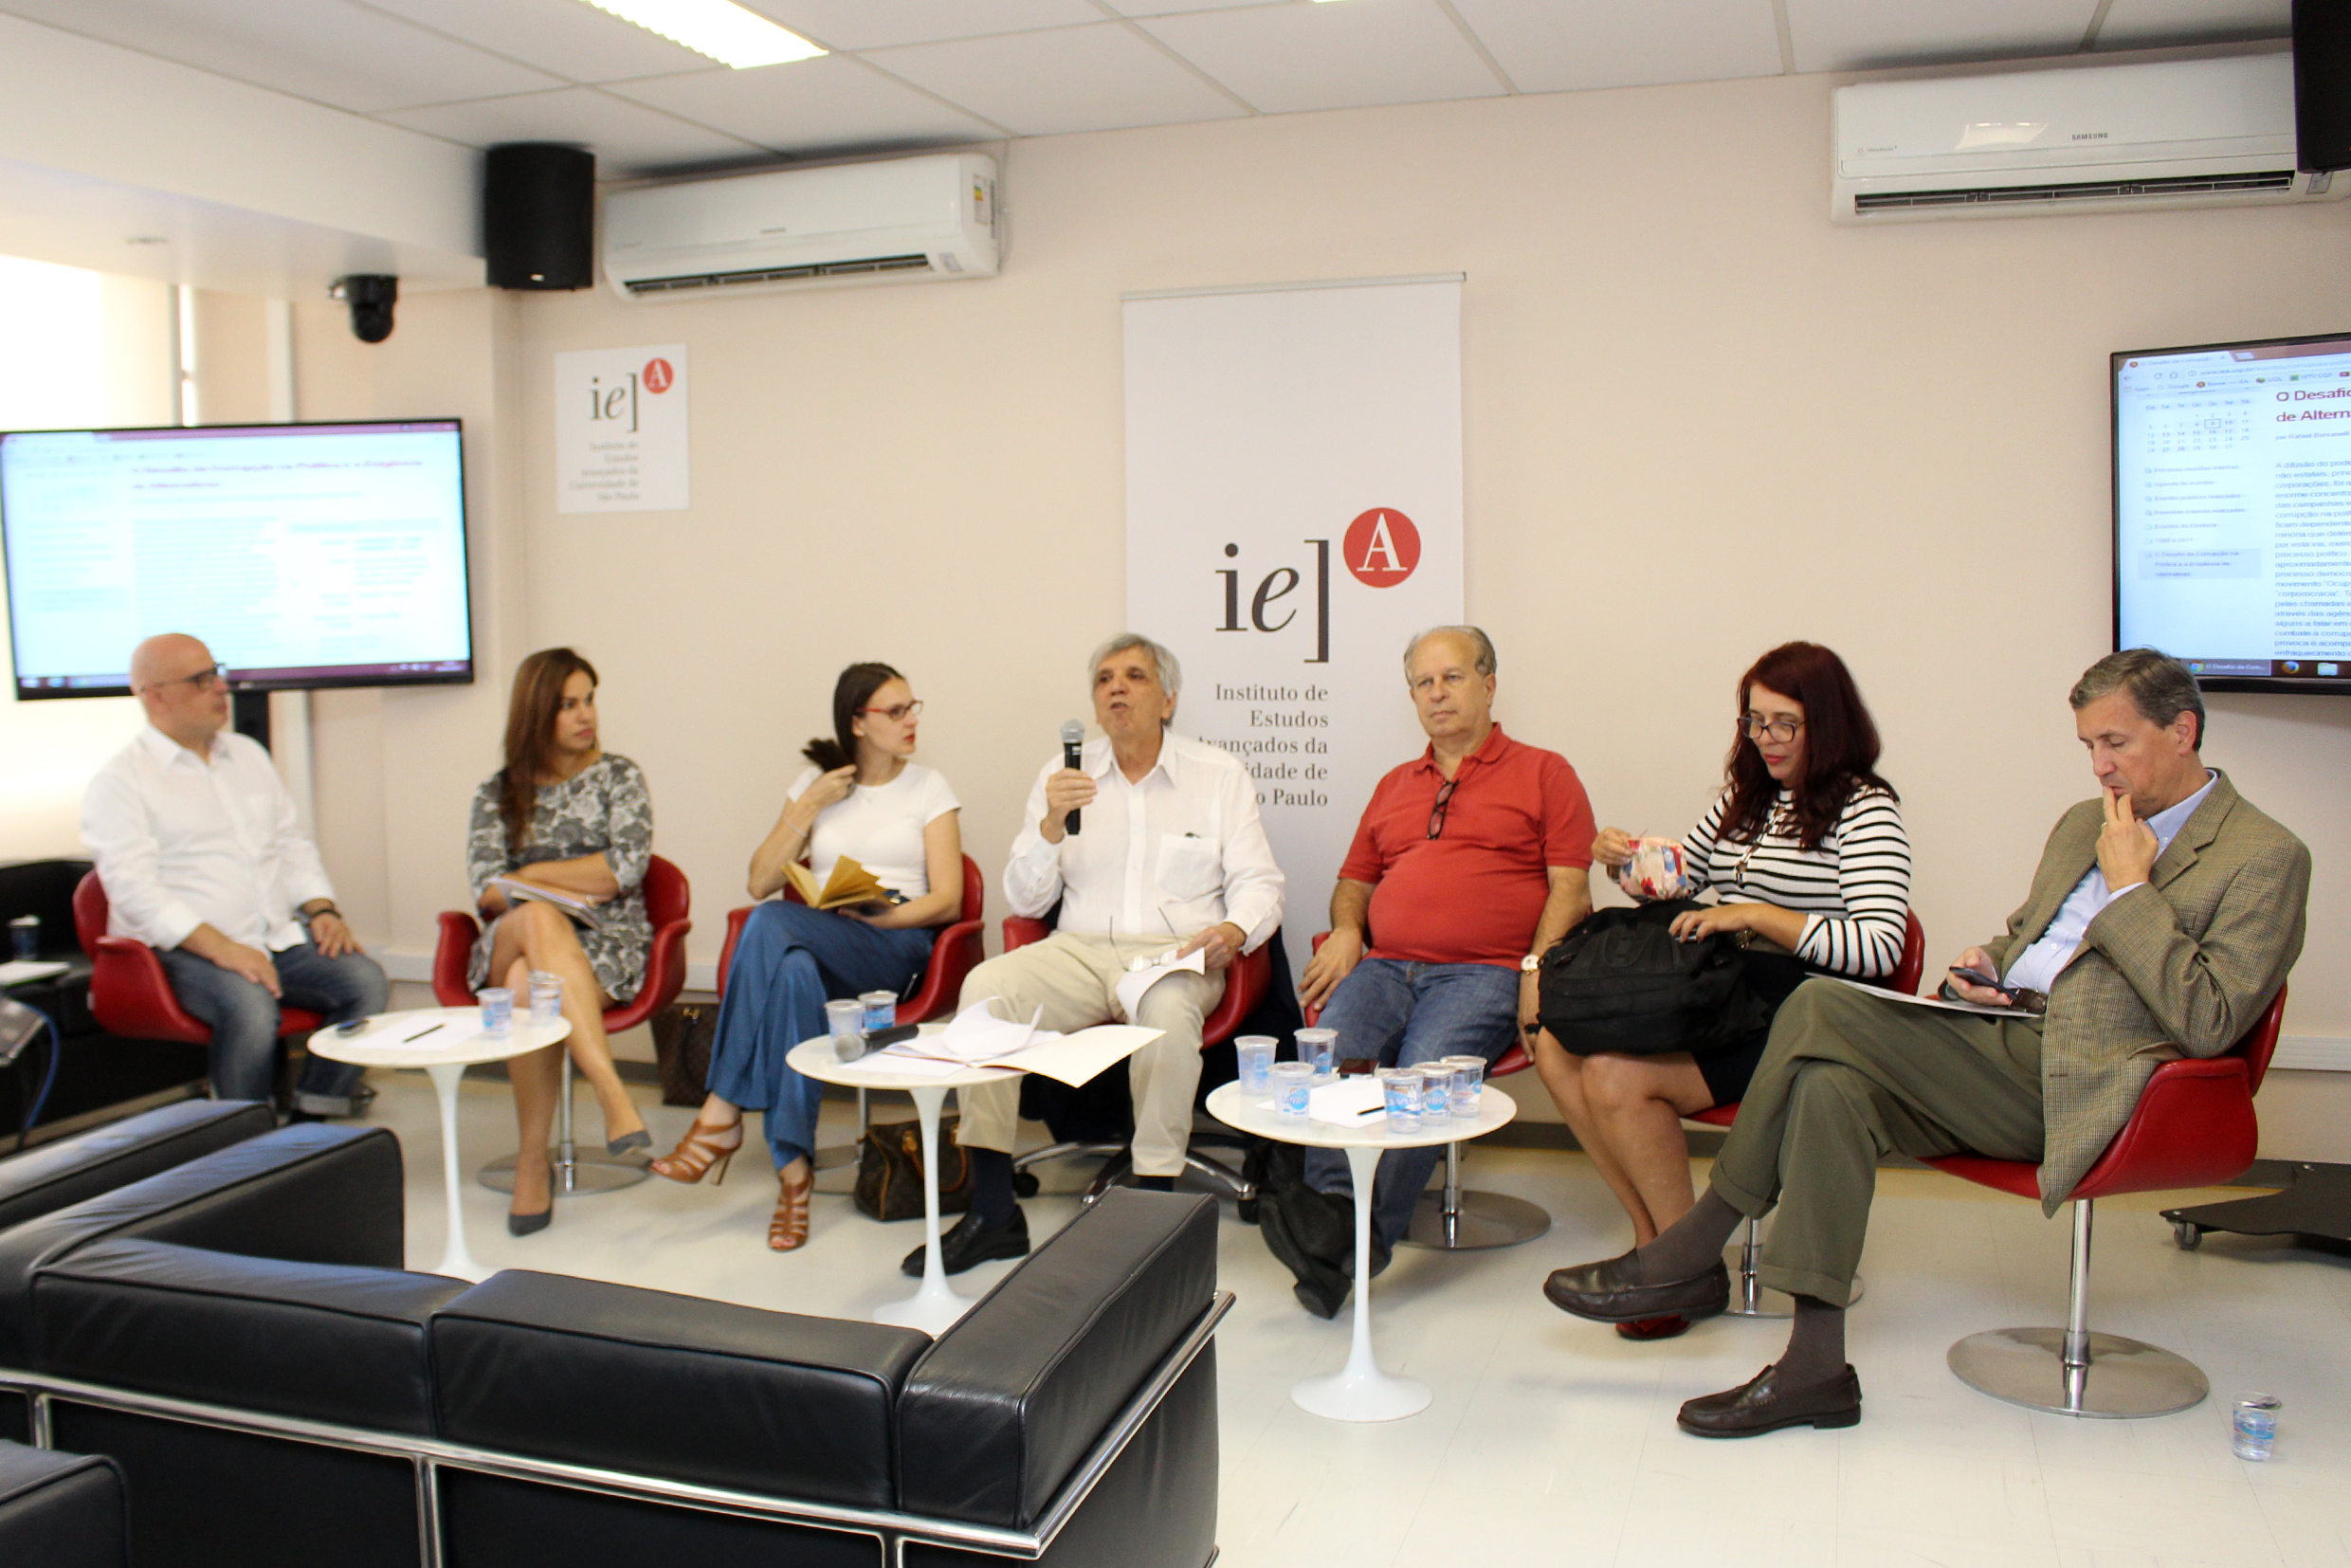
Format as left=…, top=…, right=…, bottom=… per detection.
left=508, top=1207, right=551, bottom=1236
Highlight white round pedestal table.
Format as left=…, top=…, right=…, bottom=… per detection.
left=309, top=1008, right=571, bottom=1282
left=1207, top=1079, right=1517, bottom=1422
left=786, top=1032, right=1019, bottom=1337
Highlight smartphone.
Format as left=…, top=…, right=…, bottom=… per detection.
left=1947, top=965, right=2016, bottom=997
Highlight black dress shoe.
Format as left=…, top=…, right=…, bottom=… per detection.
left=1276, top=1184, right=1354, bottom=1265
left=902, top=1207, right=1029, bottom=1277
left=1261, top=1199, right=1350, bottom=1318
left=1678, top=1363, right=1862, bottom=1437
left=507, top=1208, right=551, bottom=1237
left=1542, top=1251, right=1729, bottom=1323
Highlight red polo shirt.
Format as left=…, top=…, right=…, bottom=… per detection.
left=1339, top=724, right=1595, bottom=966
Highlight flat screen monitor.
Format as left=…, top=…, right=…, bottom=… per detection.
left=2115, top=332, right=2351, bottom=693
left=1, top=419, right=472, bottom=699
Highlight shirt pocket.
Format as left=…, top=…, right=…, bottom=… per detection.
left=1155, top=833, right=1223, bottom=903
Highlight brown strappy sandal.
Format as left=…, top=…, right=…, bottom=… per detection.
left=769, top=1161, right=813, bottom=1251
left=649, top=1118, right=741, bottom=1185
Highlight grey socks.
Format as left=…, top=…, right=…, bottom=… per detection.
left=1632, top=1188, right=1743, bottom=1281
left=1777, top=1294, right=1848, bottom=1387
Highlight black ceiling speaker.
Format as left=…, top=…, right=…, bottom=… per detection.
left=484, top=143, right=595, bottom=291
left=2294, top=0, right=2351, bottom=173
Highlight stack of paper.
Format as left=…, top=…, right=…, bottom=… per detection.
left=878, top=999, right=1163, bottom=1087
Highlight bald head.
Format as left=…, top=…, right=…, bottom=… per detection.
left=132, top=633, right=228, bottom=752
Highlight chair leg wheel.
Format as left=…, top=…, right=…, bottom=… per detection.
left=2173, top=1220, right=2203, bottom=1250
left=1011, top=1170, right=1040, bottom=1198
left=1237, top=1197, right=1259, bottom=1224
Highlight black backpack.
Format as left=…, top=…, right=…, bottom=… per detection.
left=1537, top=900, right=1765, bottom=1058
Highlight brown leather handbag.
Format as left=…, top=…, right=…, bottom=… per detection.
left=853, top=1113, right=974, bottom=1222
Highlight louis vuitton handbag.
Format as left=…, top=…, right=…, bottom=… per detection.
left=853, top=1113, right=975, bottom=1222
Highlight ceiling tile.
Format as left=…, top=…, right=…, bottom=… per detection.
left=1784, top=0, right=2100, bottom=75
left=608, top=55, right=1006, bottom=155
left=2095, top=0, right=2289, bottom=51
left=358, top=0, right=714, bottom=83
left=1448, top=0, right=1782, bottom=94
left=1101, top=0, right=1275, bottom=13
left=1139, top=0, right=1501, bottom=115
left=378, top=87, right=768, bottom=175
left=741, top=0, right=1102, bottom=52
left=0, top=0, right=562, bottom=112
left=868, top=24, right=1250, bottom=136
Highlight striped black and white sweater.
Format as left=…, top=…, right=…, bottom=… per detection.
left=1669, top=784, right=1912, bottom=977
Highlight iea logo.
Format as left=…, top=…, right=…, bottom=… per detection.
left=1343, top=508, right=1420, bottom=588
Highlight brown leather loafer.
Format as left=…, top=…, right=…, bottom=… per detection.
left=1678, top=1363, right=1862, bottom=1437
left=1542, top=1251, right=1729, bottom=1323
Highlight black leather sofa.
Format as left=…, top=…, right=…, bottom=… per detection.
left=0, top=1121, right=1228, bottom=1568
left=0, top=1099, right=275, bottom=1443
left=0, top=1439, right=127, bottom=1568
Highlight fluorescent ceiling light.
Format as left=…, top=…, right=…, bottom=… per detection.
left=580, top=0, right=825, bottom=68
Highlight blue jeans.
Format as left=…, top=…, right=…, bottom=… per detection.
left=704, top=902, right=935, bottom=1170
left=157, top=941, right=386, bottom=1114
left=1304, top=957, right=1521, bottom=1249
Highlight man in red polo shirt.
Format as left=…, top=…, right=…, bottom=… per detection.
left=1261, top=625, right=1595, bottom=1317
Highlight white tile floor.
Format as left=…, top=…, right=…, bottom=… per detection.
left=361, top=1069, right=2351, bottom=1568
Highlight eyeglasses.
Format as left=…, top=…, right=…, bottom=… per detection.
left=1738, top=714, right=1803, bottom=743
left=860, top=700, right=923, bottom=722
left=148, top=662, right=228, bottom=695
left=1427, top=777, right=1459, bottom=840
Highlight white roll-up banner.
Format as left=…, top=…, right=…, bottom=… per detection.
left=1125, top=277, right=1465, bottom=984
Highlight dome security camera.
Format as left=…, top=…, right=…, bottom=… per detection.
left=329, top=275, right=398, bottom=343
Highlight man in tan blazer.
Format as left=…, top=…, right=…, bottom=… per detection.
left=1540, top=648, right=2308, bottom=1438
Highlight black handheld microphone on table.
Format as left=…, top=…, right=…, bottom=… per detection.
left=1061, top=720, right=1085, bottom=835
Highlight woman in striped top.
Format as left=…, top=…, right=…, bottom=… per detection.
left=1531, top=642, right=1910, bottom=1339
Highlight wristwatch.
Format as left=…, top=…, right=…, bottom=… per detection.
left=1520, top=952, right=1542, bottom=974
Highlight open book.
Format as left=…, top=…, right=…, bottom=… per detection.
left=781, top=854, right=894, bottom=911
left=489, top=877, right=602, bottom=931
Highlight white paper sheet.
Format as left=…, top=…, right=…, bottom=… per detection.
left=0, top=960, right=69, bottom=986
left=1114, top=948, right=1208, bottom=1025
left=1825, top=975, right=2027, bottom=1017
left=1306, top=1076, right=1387, bottom=1125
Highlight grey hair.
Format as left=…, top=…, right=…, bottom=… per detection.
left=2070, top=647, right=2206, bottom=749
left=1402, top=625, right=1498, bottom=683
left=1087, top=633, right=1181, bottom=714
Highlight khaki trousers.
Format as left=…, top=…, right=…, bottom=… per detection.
left=1708, top=980, right=2047, bottom=1307
left=952, top=931, right=1226, bottom=1178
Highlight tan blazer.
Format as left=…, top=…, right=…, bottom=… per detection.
left=1981, top=770, right=2308, bottom=1212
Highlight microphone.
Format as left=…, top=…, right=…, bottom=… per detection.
left=1061, top=720, right=1085, bottom=836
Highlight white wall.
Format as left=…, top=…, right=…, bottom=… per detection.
left=111, top=66, right=2351, bottom=1151
left=0, top=262, right=173, bottom=860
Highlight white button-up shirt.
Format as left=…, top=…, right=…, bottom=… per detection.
left=2003, top=771, right=2217, bottom=996
left=1004, top=731, right=1285, bottom=952
left=81, top=724, right=337, bottom=952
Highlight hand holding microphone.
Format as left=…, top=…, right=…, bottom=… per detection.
left=1043, top=720, right=1096, bottom=844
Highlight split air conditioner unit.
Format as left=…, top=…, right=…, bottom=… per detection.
left=1832, top=53, right=2344, bottom=222
left=602, top=152, right=998, bottom=300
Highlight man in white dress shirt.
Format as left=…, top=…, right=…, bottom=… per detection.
left=82, top=633, right=387, bottom=1118
left=915, top=633, right=1285, bottom=1274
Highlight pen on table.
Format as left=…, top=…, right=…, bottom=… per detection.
left=401, top=1022, right=446, bottom=1043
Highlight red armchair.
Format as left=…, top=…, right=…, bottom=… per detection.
left=72, top=868, right=325, bottom=1067
left=1686, top=909, right=1926, bottom=1314
left=715, top=853, right=987, bottom=1027
left=431, top=855, right=692, bottom=1197
left=1927, top=986, right=2287, bottom=1418
left=1000, top=912, right=1272, bottom=1204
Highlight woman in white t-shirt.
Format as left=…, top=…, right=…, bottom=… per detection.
left=650, top=663, right=962, bottom=1249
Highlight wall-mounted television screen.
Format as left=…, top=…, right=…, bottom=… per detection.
left=2115, top=332, right=2351, bottom=694
left=1, top=419, right=472, bottom=700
